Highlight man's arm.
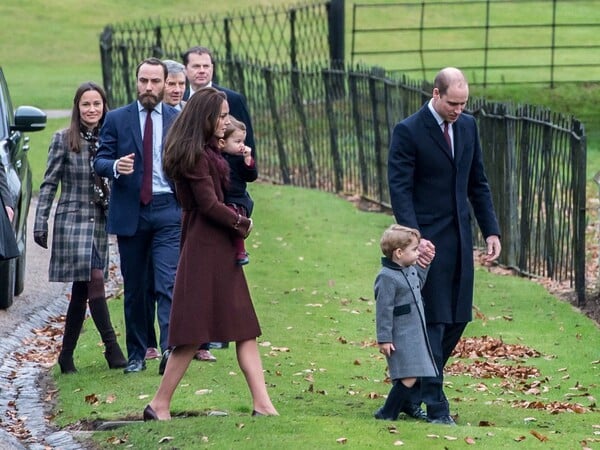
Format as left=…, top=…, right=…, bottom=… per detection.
left=388, top=122, right=418, bottom=228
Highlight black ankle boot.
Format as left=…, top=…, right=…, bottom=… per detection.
left=89, top=297, right=127, bottom=369
left=104, top=342, right=127, bottom=369
left=58, top=351, right=77, bottom=374
left=375, top=380, right=414, bottom=420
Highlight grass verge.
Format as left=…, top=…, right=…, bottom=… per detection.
left=51, top=183, right=600, bottom=449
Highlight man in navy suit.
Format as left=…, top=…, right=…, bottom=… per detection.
left=388, top=67, right=501, bottom=425
left=182, top=46, right=255, bottom=155
left=95, top=57, right=180, bottom=373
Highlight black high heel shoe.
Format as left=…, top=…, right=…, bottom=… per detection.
left=143, top=404, right=159, bottom=421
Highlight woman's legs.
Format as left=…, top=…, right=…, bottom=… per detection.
left=87, top=268, right=127, bottom=368
left=149, top=343, right=197, bottom=420
left=58, top=281, right=88, bottom=373
left=236, top=339, right=278, bottom=415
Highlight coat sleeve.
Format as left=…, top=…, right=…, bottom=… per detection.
left=187, top=158, right=251, bottom=237
left=94, top=111, right=119, bottom=180
left=374, top=271, right=396, bottom=343
left=464, top=115, right=501, bottom=238
left=388, top=121, right=419, bottom=229
left=34, top=131, right=66, bottom=233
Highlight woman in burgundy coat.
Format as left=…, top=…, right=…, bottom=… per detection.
left=144, top=87, right=278, bottom=420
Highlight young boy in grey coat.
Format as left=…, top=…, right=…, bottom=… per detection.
left=374, top=224, right=438, bottom=420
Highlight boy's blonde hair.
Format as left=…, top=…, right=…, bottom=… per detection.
left=380, top=224, right=421, bottom=259
left=224, top=115, right=247, bottom=140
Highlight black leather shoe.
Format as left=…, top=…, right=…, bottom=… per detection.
left=123, top=359, right=146, bottom=374
left=428, top=415, right=457, bottom=426
left=401, top=404, right=428, bottom=421
left=373, top=407, right=395, bottom=421
left=158, top=349, right=171, bottom=375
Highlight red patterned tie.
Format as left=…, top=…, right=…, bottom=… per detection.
left=443, top=121, right=453, bottom=156
left=140, top=109, right=153, bottom=205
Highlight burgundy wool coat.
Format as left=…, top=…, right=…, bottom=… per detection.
left=167, top=150, right=260, bottom=347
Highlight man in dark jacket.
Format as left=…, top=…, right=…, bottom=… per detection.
left=387, top=67, right=501, bottom=425
left=182, top=46, right=255, bottom=155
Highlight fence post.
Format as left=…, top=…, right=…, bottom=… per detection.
left=224, top=17, right=232, bottom=62
left=518, top=105, right=532, bottom=272
left=262, top=67, right=291, bottom=184
left=349, top=73, right=368, bottom=195
left=327, top=0, right=346, bottom=99
left=99, top=25, right=115, bottom=108
left=572, top=120, right=587, bottom=306
left=119, top=45, right=132, bottom=104
left=153, top=25, right=164, bottom=58
left=322, top=68, right=343, bottom=192
left=368, top=74, right=384, bottom=204
left=327, top=0, right=345, bottom=65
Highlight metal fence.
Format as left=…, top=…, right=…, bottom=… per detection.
left=351, top=0, right=600, bottom=87
left=99, top=0, right=344, bottom=108
left=215, top=59, right=587, bottom=304
left=97, top=0, right=588, bottom=304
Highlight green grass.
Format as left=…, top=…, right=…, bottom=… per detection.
left=2, top=2, right=599, bottom=445
left=53, top=183, right=600, bottom=449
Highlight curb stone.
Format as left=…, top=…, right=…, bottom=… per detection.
left=0, top=288, right=85, bottom=449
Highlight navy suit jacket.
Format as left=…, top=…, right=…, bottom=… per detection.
left=388, top=103, right=500, bottom=323
left=184, top=84, right=255, bottom=155
left=94, top=101, right=179, bottom=236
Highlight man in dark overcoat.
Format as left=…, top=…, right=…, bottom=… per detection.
left=387, top=67, right=501, bottom=425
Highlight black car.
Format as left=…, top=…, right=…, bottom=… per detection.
left=0, top=67, right=46, bottom=309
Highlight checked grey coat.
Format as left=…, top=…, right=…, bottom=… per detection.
left=34, top=129, right=108, bottom=282
left=375, top=257, right=438, bottom=380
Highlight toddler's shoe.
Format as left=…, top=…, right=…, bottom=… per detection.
left=236, top=252, right=250, bottom=265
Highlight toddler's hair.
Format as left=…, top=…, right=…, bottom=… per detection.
left=224, top=115, right=247, bottom=140
left=380, top=224, right=421, bottom=259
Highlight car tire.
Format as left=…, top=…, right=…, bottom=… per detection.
left=0, top=258, right=16, bottom=309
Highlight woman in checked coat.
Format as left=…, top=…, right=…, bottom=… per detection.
left=34, top=82, right=126, bottom=374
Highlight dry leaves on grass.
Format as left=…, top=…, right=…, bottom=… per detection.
left=451, top=335, right=540, bottom=360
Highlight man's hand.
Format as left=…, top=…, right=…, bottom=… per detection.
left=417, top=238, right=435, bottom=268
left=34, top=231, right=48, bottom=249
left=116, top=153, right=135, bottom=175
left=482, top=235, right=501, bottom=264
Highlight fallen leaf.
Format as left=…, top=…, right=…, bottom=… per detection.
left=336, top=437, right=347, bottom=444
left=530, top=430, right=549, bottom=442
left=84, top=394, right=99, bottom=405
left=158, top=436, right=174, bottom=443
left=465, top=436, right=476, bottom=444
left=195, top=389, right=212, bottom=395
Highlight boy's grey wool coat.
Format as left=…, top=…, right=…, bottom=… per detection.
left=375, top=257, right=438, bottom=380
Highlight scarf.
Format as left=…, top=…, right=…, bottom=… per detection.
left=82, top=126, right=110, bottom=211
